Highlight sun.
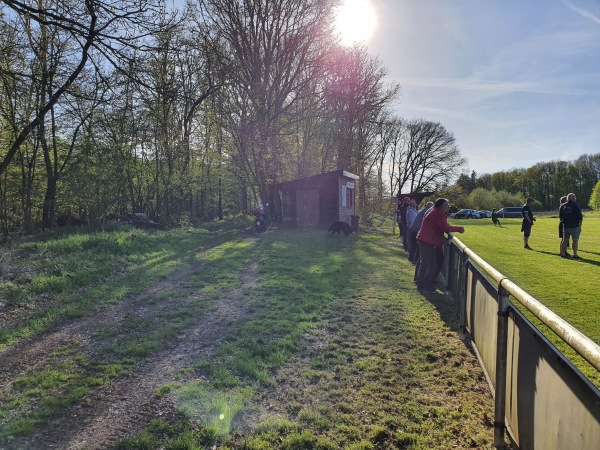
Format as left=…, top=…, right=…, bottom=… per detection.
left=334, top=0, right=377, bottom=46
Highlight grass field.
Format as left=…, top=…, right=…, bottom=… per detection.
left=449, top=212, right=600, bottom=345
left=2, top=215, right=598, bottom=449
left=449, top=212, right=600, bottom=385
left=0, top=223, right=501, bottom=449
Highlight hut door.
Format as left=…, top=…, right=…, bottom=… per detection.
left=296, top=189, right=319, bottom=228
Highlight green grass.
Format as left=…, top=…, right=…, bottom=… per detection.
left=0, top=225, right=253, bottom=443
left=449, top=212, right=600, bottom=385
left=1, top=223, right=504, bottom=448
left=117, top=230, right=497, bottom=449
left=449, top=213, right=600, bottom=344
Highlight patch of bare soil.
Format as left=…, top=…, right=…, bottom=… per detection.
left=0, top=258, right=260, bottom=450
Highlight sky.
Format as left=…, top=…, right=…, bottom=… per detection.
left=359, top=0, right=600, bottom=175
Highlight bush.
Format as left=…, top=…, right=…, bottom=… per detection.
left=589, top=180, right=600, bottom=211
left=467, top=188, right=523, bottom=210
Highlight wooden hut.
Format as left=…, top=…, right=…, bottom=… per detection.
left=270, top=170, right=359, bottom=230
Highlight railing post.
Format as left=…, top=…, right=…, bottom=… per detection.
left=458, top=254, right=469, bottom=339
left=494, top=283, right=510, bottom=449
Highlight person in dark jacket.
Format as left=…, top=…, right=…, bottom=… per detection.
left=397, top=196, right=410, bottom=249
left=558, top=195, right=571, bottom=255
left=408, top=201, right=433, bottom=263
left=521, top=197, right=535, bottom=250
left=415, top=198, right=464, bottom=293
left=491, top=208, right=501, bottom=226
left=559, top=193, right=583, bottom=260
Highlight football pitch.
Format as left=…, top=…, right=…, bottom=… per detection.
left=449, top=212, right=600, bottom=347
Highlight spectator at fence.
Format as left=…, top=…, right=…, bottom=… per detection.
left=406, top=199, right=418, bottom=230
left=408, top=201, right=433, bottom=263
left=397, top=197, right=410, bottom=250
left=559, top=193, right=583, bottom=260
left=521, top=197, right=535, bottom=250
left=415, top=198, right=464, bottom=293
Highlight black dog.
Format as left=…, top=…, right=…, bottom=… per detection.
left=328, top=221, right=353, bottom=237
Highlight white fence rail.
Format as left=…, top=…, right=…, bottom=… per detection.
left=444, top=234, right=600, bottom=449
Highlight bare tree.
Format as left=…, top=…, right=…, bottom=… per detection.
left=198, top=0, right=336, bottom=204
left=135, top=8, right=225, bottom=221
left=0, top=14, right=41, bottom=232
left=401, top=119, right=466, bottom=192
left=322, top=45, right=398, bottom=173
left=0, top=0, right=165, bottom=175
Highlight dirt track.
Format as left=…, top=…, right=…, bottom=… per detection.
left=0, top=259, right=260, bottom=450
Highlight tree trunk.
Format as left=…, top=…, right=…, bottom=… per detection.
left=42, top=177, right=57, bottom=230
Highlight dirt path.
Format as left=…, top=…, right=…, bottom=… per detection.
left=1, top=257, right=260, bottom=450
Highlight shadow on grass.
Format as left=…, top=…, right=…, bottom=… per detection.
left=531, top=249, right=600, bottom=266
left=418, top=289, right=461, bottom=332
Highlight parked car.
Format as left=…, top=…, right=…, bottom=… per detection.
left=478, top=210, right=492, bottom=218
left=452, top=209, right=481, bottom=219
left=496, top=207, right=523, bottom=218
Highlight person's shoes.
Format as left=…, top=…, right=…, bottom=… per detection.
left=524, top=245, right=532, bottom=250
left=572, top=255, right=582, bottom=261
left=560, top=253, right=570, bottom=258
left=565, top=252, right=570, bottom=257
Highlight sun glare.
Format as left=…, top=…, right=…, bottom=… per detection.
left=334, top=0, right=377, bottom=46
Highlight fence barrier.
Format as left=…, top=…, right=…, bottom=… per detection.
left=444, top=234, right=600, bottom=449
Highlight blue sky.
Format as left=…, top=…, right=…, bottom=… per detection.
left=364, top=0, right=600, bottom=175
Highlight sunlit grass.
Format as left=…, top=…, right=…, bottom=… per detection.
left=449, top=214, right=600, bottom=343
left=449, top=213, right=600, bottom=384
left=2, top=224, right=501, bottom=449
left=122, top=229, right=497, bottom=449
left=0, top=226, right=251, bottom=442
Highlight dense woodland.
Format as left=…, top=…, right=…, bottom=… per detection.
left=0, top=0, right=598, bottom=236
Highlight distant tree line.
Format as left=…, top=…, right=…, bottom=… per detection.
left=0, top=0, right=470, bottom=235
left=440, top=154, right=600, bottom=211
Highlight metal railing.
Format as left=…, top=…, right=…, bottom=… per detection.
left=444, top=234, right=600, bottom=450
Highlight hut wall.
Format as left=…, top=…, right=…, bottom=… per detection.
left=338, top=178, right=355, bottom=224
left=320, top=181, right=338, bottom=226
left=271, top=170, right=358, bottom=229
left=280, top=188, right=297, bottom=227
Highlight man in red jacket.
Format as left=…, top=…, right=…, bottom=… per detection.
left=415, top=198, right=465, bottom=293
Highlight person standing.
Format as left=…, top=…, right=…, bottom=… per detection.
left=398, top=196, right=410, bottom=250
left=415, top=198, right=464, bottom=293
left=559, top=193, right=583, bottom=260
left=558, top=195, right=570, bottom=255
left=521, top=197, right=535, bottom=250
left=408, top=201, right=433, bottom=263
left=406, top=199, right=418, bottom=231
left=405, top=199, right=418, bottom=255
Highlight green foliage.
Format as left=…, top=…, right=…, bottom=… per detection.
left=454, top=155, right=600, bottom=210
left=452, top=187, right=523, bottom=210
left=589, top=180, right=600, bottom=211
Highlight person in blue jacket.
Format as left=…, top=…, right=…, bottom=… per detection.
left=559, top=193, right=583, bottom=260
